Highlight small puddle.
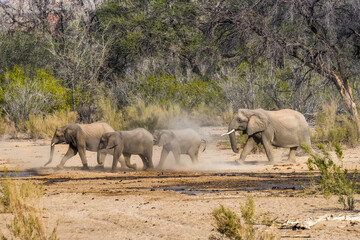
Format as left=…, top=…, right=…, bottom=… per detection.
left=156, top=186, right=212, bottom=195
left=150, top=182, right=306, bottom=195
left=0, top=171, right=36, bottom=178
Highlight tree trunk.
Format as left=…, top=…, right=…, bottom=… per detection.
left=330, top=71, right=360, bottom=136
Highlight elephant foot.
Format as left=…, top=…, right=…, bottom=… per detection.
left=235, top=159, right=244, bottom=165
left=286, top=158, right=296, bottom=164
left=142, top=165, right=155, bottom=171
left=56, top=165, right=64, bottom=169
left=111, top=168, right=119, bottom=173
left=94, top=164, right=105, bottom=170
left=129, top=164, right=137, bottom=170
left=265, top=161, right=275, bottom=166
left=156, top=164, right=164, bottom=170
left=81, top=165, right=89, bottom=170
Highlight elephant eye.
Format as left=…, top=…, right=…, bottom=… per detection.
left=237, top=118, right=242, bottom=122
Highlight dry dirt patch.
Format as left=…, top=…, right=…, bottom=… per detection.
left=0, top=127, right=360, bottom=239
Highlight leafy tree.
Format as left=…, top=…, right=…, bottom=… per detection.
left=47, top=20, right=112, bottom=122
left=0, top=31, right=53, bottom=73
left=96, top=0, right=205, bottom=77
left=206, top=0, right=360, bottom=132
left=0, top=66, right=69, bottom=124
left=135, top=74, right=226, bottom=110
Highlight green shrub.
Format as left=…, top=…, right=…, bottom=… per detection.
left=212, top=205, right=243, bottom=239
left=303, top=143, right=358, bottom=210
left=136, top=74, right=227, bottom=111
left=211, top=197, right=279, bottom=240
left=0, top=66, right=70, bottom=124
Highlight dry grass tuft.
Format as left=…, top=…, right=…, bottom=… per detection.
left=313, top=101, right=358, bottom=146
left=0, top=168, right=59, bottom=240
left=22, top=110, right=78, bottom=139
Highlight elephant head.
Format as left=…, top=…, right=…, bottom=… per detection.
left=45, top=124, right=81, bottom=167
left=153, top=130, right=175, bottom=146
left=227, top=109, right=269, bottom=153
left=97, top=132, right=120, bottom=164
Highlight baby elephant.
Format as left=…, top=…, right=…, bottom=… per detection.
left=153, top=129, right=206, bottom=168
left=97, top=128, right=154, bottom=172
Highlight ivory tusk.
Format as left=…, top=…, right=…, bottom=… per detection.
left=221, top=129, right=235, bottom=136
left=51, top=142, right=55, bottom=147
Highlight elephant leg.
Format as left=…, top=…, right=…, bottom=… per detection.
left=189, top=147, right=200, bottom=164
left=287, top=147, right=297, bottom=163
left=117, top=156, right=126, bottom=169
left=172, top=149, right=181, bottom=165
left=77, top=145, right=89, bottom=170
left=123, top=153, right=137, bottom=170
left=58, top=145, right=78, bottom=168
left=236, top=137, right=258, bottom=165
left=262, top=137, right=275, bottom=164
left=146, top=148, right=154, bottom=169
left=139, top=155, right=149, bottom=170
left=158, top=148, right=169, bottom=168
left=111, top=147, right=124, bottom=172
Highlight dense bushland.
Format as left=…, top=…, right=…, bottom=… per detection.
left=0, top=0, right=360, bottom=142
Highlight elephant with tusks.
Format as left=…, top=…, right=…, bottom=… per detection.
left=45, top=122, right=116, bottom=169
left=223, top=108, right=311, bottom=165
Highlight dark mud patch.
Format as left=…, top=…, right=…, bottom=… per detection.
left=128, top=180, right=308, bottom=195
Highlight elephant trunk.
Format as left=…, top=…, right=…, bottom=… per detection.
left=44, top=139, right=56, bottom=167
left=228, top=126, right=239, bottom=153
left=97, top=147, right=102, bottom=165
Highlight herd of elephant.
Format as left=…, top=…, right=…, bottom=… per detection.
left=44, top=108, right=312, bottom=172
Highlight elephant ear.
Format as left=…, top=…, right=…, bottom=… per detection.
left=158, top=131, right=174, bottom=146
left=64, top=125, right=80, bottom=146
left=107, top=133, right=120, bottom=149
left=247, top=112, right=268, bottom=136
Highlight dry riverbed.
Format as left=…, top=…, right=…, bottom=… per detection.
left=0, top=127, right=359, bottom=239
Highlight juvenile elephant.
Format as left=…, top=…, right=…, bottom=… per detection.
left=97, top=128, right=154, bottom=172
left=224, top=108, right=311, bottom=164
left=153, top=129, right=206, bottom=168
left=45, top=122, right=115, bottom=169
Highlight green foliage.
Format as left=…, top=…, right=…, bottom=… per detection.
left=212, top=205, right=243, bottom=240
left=313, top=101, right=358, bottom=146
left=0, top=31, right=52, bottom=72
left=304, top=143, right=358, bottom=210
left=211, top=197, right=279, bottom=240
left=97, top=0, right=203, bottom=74
left=136, top=74, right=226, bottom=110
left=0, top=66, right=70, bottom=124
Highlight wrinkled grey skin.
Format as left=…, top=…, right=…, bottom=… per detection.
left=228, top=109, right=311, bottom=164
left=153, top=129, right=206, bottom=168
left=97, top=128, right=154, bottom=172
left=45, top=122, right=115, bottom=169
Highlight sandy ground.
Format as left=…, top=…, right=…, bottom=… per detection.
left=0, top=127, right=360, bottom=239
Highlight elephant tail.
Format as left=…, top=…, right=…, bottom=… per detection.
left=201, top=139, right=207, bottom=152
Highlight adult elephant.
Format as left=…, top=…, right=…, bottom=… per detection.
left=153, top=129, right=206, bottom=168
left=97, top=128, right=154, bottom=172
left=224, top=108, right=311, bottom=164
left=45, top=122, right=115, bottom=169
